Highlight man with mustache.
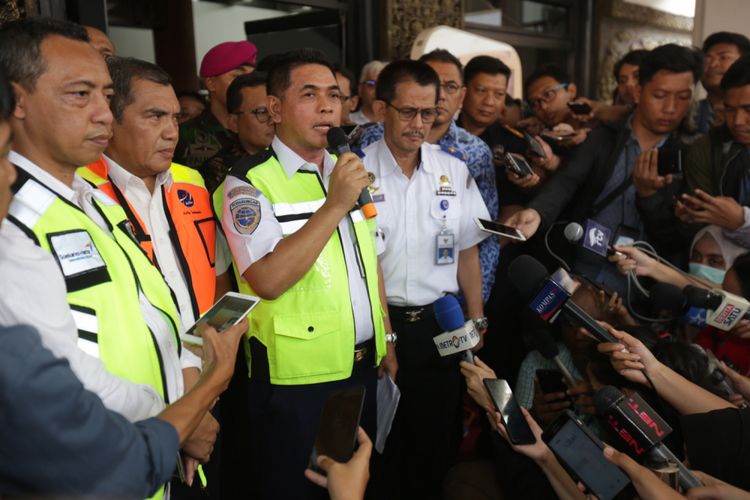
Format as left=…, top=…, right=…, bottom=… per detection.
left=361, top=59, right=489, bottom=500
left=0, top=18, right=217, bottom=495
left=355, top=50, right=500, bottom=306
left=216, top=48, right=397, bottom=499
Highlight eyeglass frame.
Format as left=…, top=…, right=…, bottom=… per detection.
left=234, top=106, right=271, bottom=124
left=384, top=101, right=438, bottom=123
left=527, top=82, right=569, bottom=110
left=440, top=81, right=463, bottom=95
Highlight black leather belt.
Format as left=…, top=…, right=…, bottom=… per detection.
left=389, top=304, right=434, bottom=323
left=354, top=338, right=374, bottom=363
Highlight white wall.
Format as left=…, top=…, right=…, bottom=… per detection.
left=191, top=1, right=286, bottom=70
left=109, top=26, right=156, bottom=62
left=693, top=0, right=750, bottom=45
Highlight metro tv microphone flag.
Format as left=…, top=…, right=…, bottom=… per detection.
left=326, top=127, right=377, bottom=219
left=432, top=294, right=480, bottom=363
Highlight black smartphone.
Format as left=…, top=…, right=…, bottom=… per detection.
left=657, top=143, right=683, bottom=176
left=504, top=152, right=534, bottom=177
left=524, top=131, right=546, bottom=159
left=483, top=378, right=536, bottom=445
left=536, top=369, right=569, bottom=394
left=543, top=410, right=634, bottom=500
left=567, top=101, right=592, bottom=115
left=309, top=386, right=366, bottom=474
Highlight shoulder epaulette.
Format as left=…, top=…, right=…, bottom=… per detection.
left=439, top=143, right=468, bottom=162
left=228, top=148, right=274, bottom=180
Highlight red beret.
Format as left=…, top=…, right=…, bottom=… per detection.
left=199, top=40, right=258, bottom=78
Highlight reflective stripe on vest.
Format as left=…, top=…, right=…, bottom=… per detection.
left=9, top=169, right=182, bottom=405
left=80, top=159, right=217, bottom=318
left=214, top=152, right=386, bottom=385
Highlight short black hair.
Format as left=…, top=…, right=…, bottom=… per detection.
left=177, top=91, right=204, bottom=103
left=331, top=63, right=357, bottom=96
left=0, top=17, right=89, bottom=92
left=464, top=55, right=511, bottom=87
left=419, top=49, right=463, bottom=81
left=266, top=48, right=335, bottom=98
left=721, top=54, right=750, bottom=92
left=613, top=49, right=649, bottom=80
left=703, top=31, right=750, bottom=55
left=375, top=59, right=440, bottom=104
left=226, top=72, right=267, bottom=114
left=524, top=64, right=569, bottom=96
left=0, top=69, right=15, bottom=121
left=638, top=44, right=703, bottom=86
left=107, top=56, right=172, bottom=122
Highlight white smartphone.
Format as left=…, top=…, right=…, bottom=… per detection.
left=474, top=217, right=527, bottom=241
left=181, top=291, right=259, bottom=346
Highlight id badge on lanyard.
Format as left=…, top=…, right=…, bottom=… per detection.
left=435, top=216, right=455, bottom=265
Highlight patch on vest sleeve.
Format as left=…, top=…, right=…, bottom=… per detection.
left=227, top=185, right=259, bottom=199
left=230, top=198, right=261, bottom=235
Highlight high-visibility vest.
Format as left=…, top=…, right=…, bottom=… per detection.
left=214, top=149, right=386, bottom=385
left=9, top=166, right=182, bottom=402
left=80, top=158, right=217, bottom=319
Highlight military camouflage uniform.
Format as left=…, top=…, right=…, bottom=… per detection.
left=200, top=142, right=248, bottom=194
left=175, top=108, right=238, bottom=171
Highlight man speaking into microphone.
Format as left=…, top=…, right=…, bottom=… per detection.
left=217, top=48, right=397, bottom=500
left=360, top=60, right=489, bottom=500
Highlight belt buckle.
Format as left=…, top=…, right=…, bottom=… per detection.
left=405, top=308, right=423, bottom=323
left=354, top=348, right=367, bottom=362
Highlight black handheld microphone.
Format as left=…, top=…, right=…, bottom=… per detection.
left=326, top=127, right=377, bottom=219
left=595, top=386, right=703, bottom=491
left=508, top=255, right=619, bottom=344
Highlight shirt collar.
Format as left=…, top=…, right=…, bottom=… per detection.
left=441, top=121, right=459, bottom=145
left=10, top=150, right=78, bottom=204
left=272, top=135, right=336, bottom=179
left=625, top=115, right=669, bottom=149
left=104, top=155, right=173, bottom=194
left=375, top=139, right=430, bottom=177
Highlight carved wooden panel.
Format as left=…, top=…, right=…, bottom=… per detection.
left=383, top=0, right=464, bottom=60
left=0, top=0, right=22, bottom=23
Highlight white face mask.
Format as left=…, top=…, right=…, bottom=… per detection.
left=689, top=262, right=727, bottom=285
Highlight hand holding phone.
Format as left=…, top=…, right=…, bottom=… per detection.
left=309, top=386, right=366, bottom=475
left=543, top=410, right=634, bottom=500
left=567, top=101, right=592, bottom=115
left=182, top=292, right=259, bottom=346
left=474, top=217, right=527, bottom=241
left=484, top=378, right=536, bottom=445
left=504, top=152, right=535, bottom=177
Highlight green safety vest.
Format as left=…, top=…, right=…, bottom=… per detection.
left=214, top=149, right=386, bottom=385
left=9, top=167, right=182, bottom=403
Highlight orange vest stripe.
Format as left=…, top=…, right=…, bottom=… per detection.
left=81, top=159, right=217, bottom=318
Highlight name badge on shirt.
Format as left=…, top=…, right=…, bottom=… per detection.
left=49, top=230, right=106, bottom=277
left=436, top=231, right=455, bottom=265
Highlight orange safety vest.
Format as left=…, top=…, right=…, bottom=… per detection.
left=80, top=158, right=217, bottom=319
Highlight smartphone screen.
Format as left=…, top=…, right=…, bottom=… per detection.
left=474, top=218, right=527, bottom=241
left=184, top=292, right=259, bottom=342
left=546, top=413, right=631, bottom=500
left=310, top=386, right=366, bottom=474
left=484, top=379, right=536, bottom=445
left=505, top=152, right=534, bottom=177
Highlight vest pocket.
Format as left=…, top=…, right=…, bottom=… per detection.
left=271, top=312, right=347, bottom=380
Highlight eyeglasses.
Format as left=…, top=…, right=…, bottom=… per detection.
left=235, top=107, right=271, bottom=124
left=527, top=82, right=569, bottom=110
left=385, top=101, right=438, bottom=123
left=440, top=82, right=462, bottom=95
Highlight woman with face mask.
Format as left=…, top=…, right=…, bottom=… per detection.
left=689, top=225, right=748, bottom=285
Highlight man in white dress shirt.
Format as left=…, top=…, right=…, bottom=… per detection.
left=0, top=17, right=213, bottom=490
left=361, top=59, right=490, bottom=500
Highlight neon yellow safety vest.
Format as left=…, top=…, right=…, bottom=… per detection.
left=9, top=167, right=182, bottom=402
left=214, top=149, right=386, bottom=385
